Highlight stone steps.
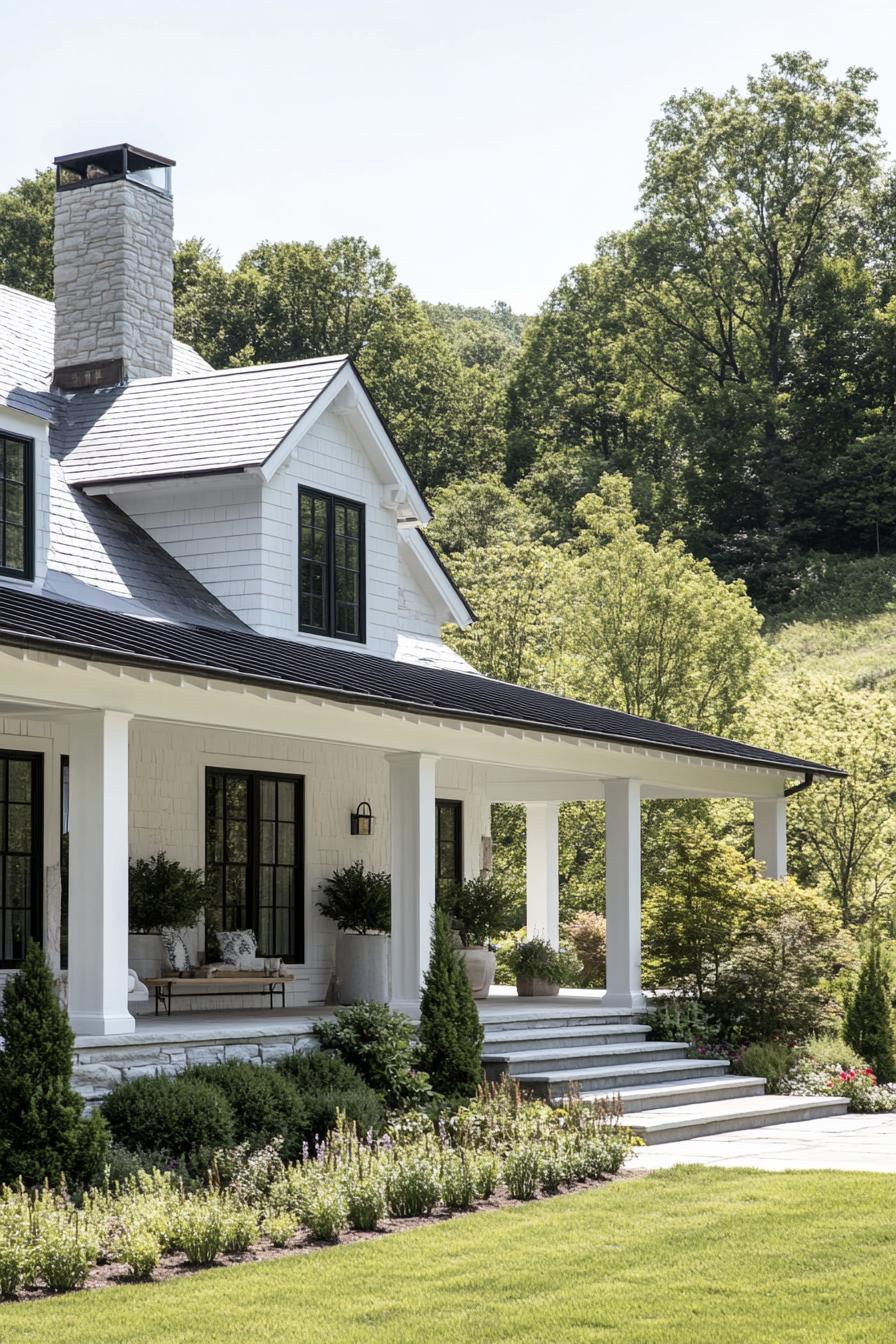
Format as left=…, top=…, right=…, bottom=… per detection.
left=482, top=1040, right=688, bottom=1080
left=581, top=1075, right=768, bottom=1113
left=525, top=1057, right=731, bottom=1100
left=481, top=1022, right=651, bottom=1051
left=627, top=1093, right=850, bottom=1144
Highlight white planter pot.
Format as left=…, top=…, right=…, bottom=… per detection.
left=461, top=946, right=497, bottom=1000
left=128, top=933, right=162, bottom=982
left=335, top=932, right=391, bottom=1005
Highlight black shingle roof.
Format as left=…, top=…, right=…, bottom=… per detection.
left=0, top=589, right=843, bottom=779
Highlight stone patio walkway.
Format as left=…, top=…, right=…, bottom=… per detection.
left=628, top=1111, right=896, bottom=1173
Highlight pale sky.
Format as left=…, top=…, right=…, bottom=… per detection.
left=3, top=0, right=896, bottom=312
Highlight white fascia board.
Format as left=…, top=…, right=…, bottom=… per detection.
left=259, top=364, right=432, bottom=524
left=0, top=403, right=54, bottom=432
left=398, top=526, right=473, bottom=629
left=83, top=471, right=255, bottom=499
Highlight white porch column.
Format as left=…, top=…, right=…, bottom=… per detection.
left=525, top=802, right=560, bottom=948
left=603, top=777, right=646, bottom=1011
left=68, top=710, right=135, bottom=1036
left=388, top=752, right=438, bottom=1013
left=753, top=797, right=787, bottom=879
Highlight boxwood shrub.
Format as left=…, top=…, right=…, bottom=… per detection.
left=277, top=1050, right=384, bottom=1144
left=101, top=1074, right=234, bottom=1171
left=186, top=1061, right=310, bottom=1160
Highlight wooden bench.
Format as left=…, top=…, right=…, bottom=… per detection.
left=145, top=975, right=294, bottom=1016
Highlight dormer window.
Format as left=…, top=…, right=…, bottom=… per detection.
left=298, top=488, right=365, bottom=642
left=0, top=434, right=33, bottom=581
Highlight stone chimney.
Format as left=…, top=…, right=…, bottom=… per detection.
left=52, top=144, right=176, bottom=389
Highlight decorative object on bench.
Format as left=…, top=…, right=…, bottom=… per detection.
left=216, top=928, right=259, bottom=969
left=317, top=861, right=391, bottom=1004
left=160, top=926, right=193, bottom=973
left=128, top=852, right=208, bottom=981
left=145, top=972, right=294, bottom=1015
left=127, top=968, right=149, bottom=1003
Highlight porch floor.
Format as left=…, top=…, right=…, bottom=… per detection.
left=73, top=987, right=620, bottom=1049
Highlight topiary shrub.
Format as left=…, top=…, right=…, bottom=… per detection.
left=317, top=861, right=390, bottom=934
left=314, top=1003, right=431, bottom=1111
left=0, top=941, right=108, bottom=1187
left=128, top=852, right=208, bottom=933
left=418, top=908, right=483, bottom=1098
left=844, top=942, right=896, bottom=1083
left=276, top=1051, right=384, bottom=1144
left=437, top=874, right=514, bottom=948
left=186, top=1061, right=309, bottom=1160
left=101, top=1074, right=234, bottom=1173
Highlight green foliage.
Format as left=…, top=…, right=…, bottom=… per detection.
left=263, top=1212, right=297, bottom=1247
left=170, top=1199, right=227, bottom=1265
left=316, top=861, right=391, bottom=934
left=844, top=942, right=896, bottom=1082
left=276, top=1050, right=385, bottom=1143
left=649, top=998, right=716, bottom=1045
left=0, top=941, right=109, bottom=1187
left=114, top=1227, right=162, bottom=1280
left=507, top=936, right=578, bottom=986
left=503, top=1147, right=540, bottom=1201
left=33, top=1221, right=95, bottom=1292
left=562, top=911, right=606, bottom=988
left=736, top=1043, right=795, bottom=1094
left=345, top=1174, right=386, bottom=1231
left=795, top=1033, right=868, bottom=1073
left=418, top=909, right=483, bottom=1099
left=313, top=1004, right=432, bottom=1111
left=101, top=1074, right=235, bottom=1173
left=128, top=852, right=208, bottom=934
left=302, top=1185, right=347, bottom=1241
left=437, top=874, right=515, bottom=948
left=384, top=1152, right=441, bottom=1218
left=186, top=1062, right=309, bottom=1160
left=0, top=168, right=54, bottom=298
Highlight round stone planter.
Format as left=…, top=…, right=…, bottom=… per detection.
left=460, top=946, right=497, bottom=1000
left=335, top=931, right=391, bottom=1004
left=128, top=933, right=163, bottom=982
left=515, top=974, right=561, bottom=998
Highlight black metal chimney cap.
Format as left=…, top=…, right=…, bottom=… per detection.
left=54, top=144, right=175, bottom=194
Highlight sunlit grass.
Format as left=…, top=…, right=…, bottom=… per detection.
left=4, top=1166, right=895, bottom=1343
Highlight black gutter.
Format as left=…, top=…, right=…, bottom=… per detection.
left=785, top=771, right=816, bottom=797
left=0, top=625, right=847, bottom=781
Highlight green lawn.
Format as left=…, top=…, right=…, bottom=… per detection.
left=3, top=1167, right=895, bottom=1343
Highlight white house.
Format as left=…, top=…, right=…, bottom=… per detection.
left=0, top=144, right=842, bottom=1082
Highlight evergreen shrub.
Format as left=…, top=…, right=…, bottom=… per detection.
left=418, top=908, right=483, bottom=1098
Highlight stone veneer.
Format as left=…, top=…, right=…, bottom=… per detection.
left=54, top=177, right=174, bottom=381
left=72, top=1019, right=324, bottom=1106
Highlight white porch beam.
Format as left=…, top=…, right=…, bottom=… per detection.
left=753, top=797, right=787, bottom=879
left=67, top=710, right=135, bottom=1036
left=388, top=752, right=439, bottom=1013
left=525, top=802, right=560, bottom=948
left=603, top=777, right=646, bottom=1011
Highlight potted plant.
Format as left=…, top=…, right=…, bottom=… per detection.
left=508, top=936, right=579, bottom=997
left=438, top=875, right=515, bottom=999
left=317, top=861, right=391, bottom=1004
left=128, top=852, right=209, bottom=980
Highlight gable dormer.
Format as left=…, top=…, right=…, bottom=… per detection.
left=60, top=360, right=473, bottom=660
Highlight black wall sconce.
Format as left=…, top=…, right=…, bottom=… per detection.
left=351, top=801, right=374, bottom=836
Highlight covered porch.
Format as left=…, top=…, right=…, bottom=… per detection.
left=0, top=633, right=815, bottom=1050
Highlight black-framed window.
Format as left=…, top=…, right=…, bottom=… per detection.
left=205, top=769, right=304, bottom=962
left=0, top=751, right=43, bottom=967
left=436, top=798, right=463, bottom=902
left=299, top=488, right=364, bottom=642
left=0, top=434, right=34, bottom=580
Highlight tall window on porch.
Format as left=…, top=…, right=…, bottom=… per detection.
left=435, top=798, right=462, bottom=902
left=298, top=488, right=364, bottom=641
left=205, top=770, right=304, bottom=962
left=0, top=751, right=42, bottom=967
left=0, top=434, right=34, bottom=580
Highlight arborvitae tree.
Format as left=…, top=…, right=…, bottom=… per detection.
left=844, top=941, right=896, bottom=1083
left=418, top=909, right=483, bottom=1099
left=0, top=941, right=108, bottom=1186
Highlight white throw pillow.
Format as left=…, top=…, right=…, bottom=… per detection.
left=217, top=928, right=258, bottom=966
left=160, top=927, right=192, bottom=973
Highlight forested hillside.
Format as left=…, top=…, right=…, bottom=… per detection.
left=4, top=51, right=896, bottom=979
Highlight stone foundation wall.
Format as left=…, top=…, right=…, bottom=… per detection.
left=72, top=1026, right=319, bottom=1105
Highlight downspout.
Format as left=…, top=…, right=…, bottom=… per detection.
left=784, top=771, right=814, bottom=798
